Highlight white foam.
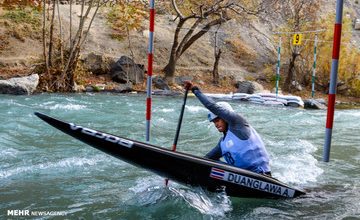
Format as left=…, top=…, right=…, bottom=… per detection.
left=158, top=108, right=175, bottom=113
left=169, top=186, right=232, bottom=216
left=336, top=110, right=360, bottom=118
left=0, top=148, right=19, bottom=158
left=155, top=118, right=168, bottom=123
left=0, top=156, right=103, bottom=179
left=129, top=176, right=232, bottom=216
left=40, top=103, right=86, bottom=110
left=50, top=104, right=86, bottom=110
left=185, top=105, right=207, bottom=113
left=270, top=139, right=323, bottom=186
left=129, top=176, right=164, bottom=193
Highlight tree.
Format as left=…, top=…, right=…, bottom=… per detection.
left=276, top=0, right=321, bottom=93
left=277, top=5, right=360, bottom=97
left=211, top=24, right=223, bottom=85
left=106, top=1, right=147, bottom=40
left=163, top=0, right=275, bottom=83
left=39, top=0, right=109, bottom=92
left=315, top=14, right=360, bottom=96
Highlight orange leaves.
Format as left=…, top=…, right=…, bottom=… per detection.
left=1, top=0, right=41, bottom=10
left=107, top=2, right=147, bottom=40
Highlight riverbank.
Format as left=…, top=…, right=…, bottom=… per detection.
left=1, top=4, right=359, bottom=107
left=1, top=70, right=360, bottom=110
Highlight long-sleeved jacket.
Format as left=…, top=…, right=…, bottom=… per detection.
left=192, top=87, right=271, bottom=174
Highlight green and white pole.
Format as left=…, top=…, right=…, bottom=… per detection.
left=311, top=35, right=318, bottom=98
left=275, top=37, right=282, bottom=97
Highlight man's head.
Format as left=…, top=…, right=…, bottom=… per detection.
left=207, top=102, right=234, bottom=132
left=212, top=117, right=227, bottom=132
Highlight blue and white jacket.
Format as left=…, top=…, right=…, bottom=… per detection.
left=192, top=87, right=271, bottom=174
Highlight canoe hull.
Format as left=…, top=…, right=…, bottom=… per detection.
left=35, top=112, right=306, bottom=199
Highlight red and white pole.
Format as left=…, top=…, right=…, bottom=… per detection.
left=324, top=0, right=344, bottom=162
left=146, top=0, right=155, bottom=142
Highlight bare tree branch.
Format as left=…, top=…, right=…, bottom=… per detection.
left=48, top=0, right=56, bottom=67
left=164, top=0, right=272, bottom=82
left=42, top=0, right=49, bottom=74
left=180, top=17, right=227, bottom=56
left=171, top=0, right=184, bottom=19
left=56, top=0, right=64, bottom=67
left=69, top=0, right=73, bottom=48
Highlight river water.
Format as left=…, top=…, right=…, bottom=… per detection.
left=0, top=93, right=359, bottom=219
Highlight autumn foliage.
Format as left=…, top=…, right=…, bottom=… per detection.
left=274, top=0, right=360, bottom=97
left=1, top=0, right=41, bottom=10
left=315, top=15, right=360, bottom=96
left=106, top=1, right=147, bottom=40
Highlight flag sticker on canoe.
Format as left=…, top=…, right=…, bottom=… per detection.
left=210, top=168, right=225, bottom=180
left=209, top=167, right=295, bottom=198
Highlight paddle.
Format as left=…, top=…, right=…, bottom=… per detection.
left=172, top=87, right=189, bottom=151
left=165, top=87, right=190, bottom=186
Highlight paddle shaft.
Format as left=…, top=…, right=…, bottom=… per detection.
left=172, top=88, right=189, bottom=151
left=165, top=88, right=189, bottom=186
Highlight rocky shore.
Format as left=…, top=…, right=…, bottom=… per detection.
left=1, top=4, right=359, bottom=109
left=1, top=71, right=360, bottom=110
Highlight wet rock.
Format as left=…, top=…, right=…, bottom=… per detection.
left=304, top=99, right=327, bottom=110
left=0, top=74, right=39, bottom=95
left=153, top=76, right=170, bottom=90
left=291, top=81, right=303, bottom=91
left=152, top=89, right=182, bottom=96
left=112, top=83, right=132, bottom=93
left=110, top=56, right=145, bottom=84
left=354, top=18, right=360, bottom=30
left=175, top=76, right=193, bottom=85
left=235, top=81, right=264, bottom=94
left=83, top=52, right=114, bottom=75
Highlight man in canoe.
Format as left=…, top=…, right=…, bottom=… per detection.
left=184, top=81, right=271, bottom=176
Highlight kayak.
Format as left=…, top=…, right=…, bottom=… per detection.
left=34, top=112, right=306, bottom=199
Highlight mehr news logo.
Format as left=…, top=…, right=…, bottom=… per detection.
left=7, top=209, right=66, bottom=217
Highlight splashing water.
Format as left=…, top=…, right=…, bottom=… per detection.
left=0, top=93, right=359, bottom=219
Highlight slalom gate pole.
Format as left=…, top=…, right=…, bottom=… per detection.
left=311, top=35, right=318, bottom=98
left=324, top=0, right=344, bottom=162
left=145, top=0, right=155, bottom=142
left=275, top=36, right=282, bottom=98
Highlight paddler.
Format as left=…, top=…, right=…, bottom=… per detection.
left=184, top=81, right=271, bottom=176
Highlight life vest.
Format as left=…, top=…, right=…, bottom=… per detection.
left=220, top=126, right=271, bottom=174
